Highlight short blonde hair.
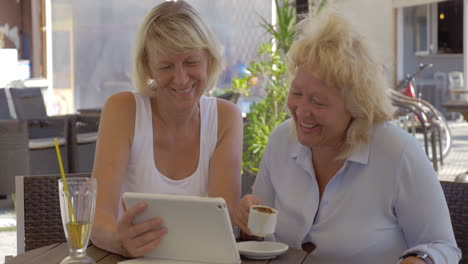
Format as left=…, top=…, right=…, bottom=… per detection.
left=133, top=0, right=224, bottom=96
left=286, top=13, right=396, bottom=158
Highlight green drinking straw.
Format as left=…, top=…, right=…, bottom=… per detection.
left=54, top=138, right=76, bottom=223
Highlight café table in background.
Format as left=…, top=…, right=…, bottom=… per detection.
left=442, top=100, right=468, bottom=122
left=77, top=108, right=102, bottom=117
left=5, top=242, right=315, bottom=264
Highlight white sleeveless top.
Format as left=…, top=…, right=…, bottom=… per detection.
left=120, top=93, right=218, bottom=204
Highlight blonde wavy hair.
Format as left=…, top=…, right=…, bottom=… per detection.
left=133, top=0, right=224, bottom=96
left=286, top=13, right=396, bottom=158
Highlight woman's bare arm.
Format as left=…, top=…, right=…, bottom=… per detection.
left=207, top=99, right=243, bottom=217
left=90, top=92, right=135, bottom=253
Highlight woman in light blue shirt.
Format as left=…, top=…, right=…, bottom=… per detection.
left=233, top=13, right=461, bottom=264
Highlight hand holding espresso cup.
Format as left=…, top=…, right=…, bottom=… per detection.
left=233, top=194, right=261, bottom=236
left=247, top=205, right=278, bottom=237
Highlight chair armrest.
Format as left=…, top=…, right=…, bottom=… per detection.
left=27, top=117, right=68, bottom=140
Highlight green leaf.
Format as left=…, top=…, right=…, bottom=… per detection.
left=317, top=0, right=329, bottom=15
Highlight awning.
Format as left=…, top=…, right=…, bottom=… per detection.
left=393, top=0, right=447, bottom=8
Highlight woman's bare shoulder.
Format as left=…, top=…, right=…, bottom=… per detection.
left=104, top=91, right=135, bottom=108
left=216, top=98, right=242, bottom=132
left=101, top=92, right=135, bottom=117
left=100, top=91, right=137, bottom=136
left=216, top=98, right=241, bottom=119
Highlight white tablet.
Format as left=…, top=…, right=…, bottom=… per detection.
left=122, top=192, right=240, bottom=264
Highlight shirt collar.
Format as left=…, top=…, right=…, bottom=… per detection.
left=288, top=125, right=373, bottom=165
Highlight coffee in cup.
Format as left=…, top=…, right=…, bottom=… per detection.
left=252, top=206, right=275, bottom=214
left=248, top=205, right=278, bottom=237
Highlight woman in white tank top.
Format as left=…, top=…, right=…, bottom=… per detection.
left=90, top=1, right=243, bottom=258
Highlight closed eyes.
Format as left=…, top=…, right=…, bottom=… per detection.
left=157, top=60, right=199, bottom=70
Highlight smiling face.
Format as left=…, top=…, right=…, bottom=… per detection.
left=287, top=65, right=352, bottom=150
left=147, top=47, right=209, bottom=110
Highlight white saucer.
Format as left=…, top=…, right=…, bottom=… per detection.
left=237, top=241, right=289, bottom=260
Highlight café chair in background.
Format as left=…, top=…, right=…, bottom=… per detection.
left=0, top=88, right=13, bottom=119
left=27, top=118, right=69, bottom=175
left=9, top=87, right=48, bottom=120
left=15, top=173, right=91, bottom=254
left=440, top=181, right=468, bottom=263
left=448, top=71, right=466, bottom=101
left=8, top=87, right=99, bottom=174
left=6, top=87, right=70, bottom=175
left=0, top=118, right=69, bottom=196
left=0, top=120, right=30, bottom=197
left=68, top=115, right=100, bottom=173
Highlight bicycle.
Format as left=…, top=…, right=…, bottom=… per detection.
left=396, top=63, right=452, bottom=162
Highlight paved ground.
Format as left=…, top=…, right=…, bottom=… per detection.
left=437, top=122, right=468, bottom=181
left=0, top=199, right=16, bottom=264
left=0, top=231, right=16, bottom=263
left=1, top=121, right=468, bottom=263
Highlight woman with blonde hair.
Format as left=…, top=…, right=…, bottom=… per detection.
left=90, top=0, right=242, bottom=257
left=234, top=13, right=460, bottom=264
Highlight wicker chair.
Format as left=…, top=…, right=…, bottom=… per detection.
left=0, top=120, right=30, bottom=196
left=9, top=87, right=48, bottom=120
left=0, top=88, right=12, bottom=119
left=440, top=181, right=468, bottom=263
left=68, top=115, right=100, bottom=173
left=15, top=173, right=91, bottom=254
left=27, top=118, right=69, bottom=175
left=0, top=118, right=69, bottom=195
left=6, top=87, right=70, bottom=175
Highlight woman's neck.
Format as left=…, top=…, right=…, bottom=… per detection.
left=151, top=97, right=200, bottom=129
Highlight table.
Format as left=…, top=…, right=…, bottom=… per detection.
left=450, top=89, right=468, bottom=96
left=5, top=242, right=313, bottom=264
left=442, top=100, right=468, bottom=121
left=77, top=108, right=102, bottom=117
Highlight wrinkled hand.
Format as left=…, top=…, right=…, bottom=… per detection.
left=399, top=257, right=428, bottom=264
left=233, top=194, right=262, bottom=236
left=117, top=201, right=168, bottom=258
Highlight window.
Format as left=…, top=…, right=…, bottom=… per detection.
left=411, top=0, right=463, bottom=55
left=414, top=5, right=429, bottom=55
left=437, top=0, right=463, bottom=54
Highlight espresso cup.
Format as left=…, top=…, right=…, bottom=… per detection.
left=247, top=205, right=278, bottom=237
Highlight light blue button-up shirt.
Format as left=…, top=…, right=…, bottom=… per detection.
left=253, top=119, right=461, bottom=264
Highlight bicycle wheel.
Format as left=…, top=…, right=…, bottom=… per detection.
left=434, top=108, right=452, bottom=158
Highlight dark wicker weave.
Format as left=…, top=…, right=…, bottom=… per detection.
left=0, top=88, right=12, bottom=119
left=67, top=115, right=100, bottom=173
left=0, top=120, right=30, bottom=195
left=440, top=181, right=468, bottom=263
left=22, top=173, right=90, bottom=252
left=9, top=87, right=48, bottom=120
left=27, top=118, right=69, bottom=175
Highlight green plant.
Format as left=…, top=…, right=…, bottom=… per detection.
left=232, top=0, right=336, bottom=175
left=258, top=0, right=297, bottom=55
left=233, top=42, right=289, bottom=175
left=232, top=0, right=295, bottom=175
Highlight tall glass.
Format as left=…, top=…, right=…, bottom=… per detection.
left=58, top=177, right=97, bottom=264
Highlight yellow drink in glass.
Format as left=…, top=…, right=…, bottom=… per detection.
left=59, top=177, right=97, bottom=264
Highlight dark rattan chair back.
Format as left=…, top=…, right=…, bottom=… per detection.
left=9, top=87, right=47, bottom=119
left=27, top=118, right=69, bottom=175
left=0, top=88, right=12, bottom=119
left=15, top=173, right=91, bottom=253
left=441, top=181, right=468, bottom=263
left=0, top=120, right=30, bottom=195
left=68, top=115, right=100, bottom=173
